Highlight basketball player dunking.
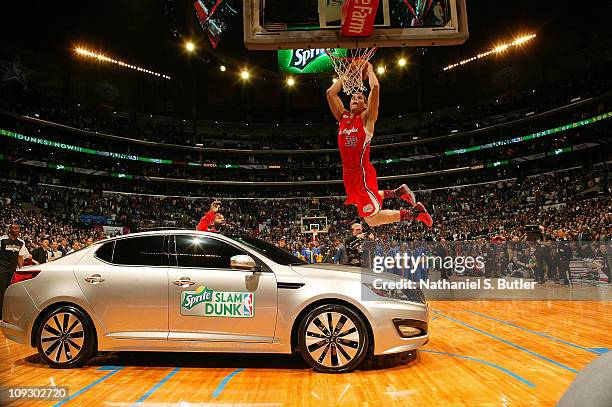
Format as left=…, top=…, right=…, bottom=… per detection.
left=326, top=61, right=433, bottom=228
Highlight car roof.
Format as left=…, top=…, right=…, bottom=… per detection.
left=94, top=229, right=230, bottom=245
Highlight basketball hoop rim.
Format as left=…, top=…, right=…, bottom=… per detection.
left=326, top=47, right=378, bottom=95
left=325, top=48, right=378, bottom=61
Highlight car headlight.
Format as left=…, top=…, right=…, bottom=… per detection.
left=363, top=282, right=426, bottom=304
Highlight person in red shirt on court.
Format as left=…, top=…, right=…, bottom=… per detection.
left=196, top=200, right=225, bottom=233
left=326, top=61, right=432, bottom=228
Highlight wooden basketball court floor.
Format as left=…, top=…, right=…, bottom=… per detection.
left=1, top=300, right=611, bottom=406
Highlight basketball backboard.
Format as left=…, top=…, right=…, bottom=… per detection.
left=301, top=216, right=329, bottom=234
left=244, top=0, right=468, bottom=50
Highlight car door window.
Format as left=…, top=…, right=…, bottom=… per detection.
left=112, top=236, right=165, bottom=266
left=173, top=235, right=245, bottom=269
left=94, top=241, right=115, bottom=263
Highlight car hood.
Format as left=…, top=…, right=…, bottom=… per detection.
left=291, top=263, right=402, bottom=282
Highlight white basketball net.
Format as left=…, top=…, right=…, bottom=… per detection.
left=326, top=47, right=377, bottom=95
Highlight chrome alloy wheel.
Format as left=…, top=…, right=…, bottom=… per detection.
left=40, top=312, right=85, bottom=364
left=305, top=311, right=360, bottom=368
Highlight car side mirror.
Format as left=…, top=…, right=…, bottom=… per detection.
left=230, top=255, right=260, bottom=271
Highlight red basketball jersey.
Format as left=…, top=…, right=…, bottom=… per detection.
left=337, top=111, right=382, bottom=217
left=338, top=112, right=371, bottom=170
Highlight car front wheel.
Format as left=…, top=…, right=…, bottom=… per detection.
left=36, top=305, right=96, bottom=368
left=298, top=304, right=369, bottom=373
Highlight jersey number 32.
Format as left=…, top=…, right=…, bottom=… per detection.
left=345, top=135, right=358, bottom=147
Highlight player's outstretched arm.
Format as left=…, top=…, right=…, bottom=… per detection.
left=326, top=78, right=345, bottom=121
left=365, top=63, right=380, bottom=125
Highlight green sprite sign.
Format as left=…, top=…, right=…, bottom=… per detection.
left=180, top=286, right=255, bottom=318
left=278, top=48, right=347, bottom=74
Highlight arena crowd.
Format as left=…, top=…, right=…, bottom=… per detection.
left=2, top=165, right=610, bottom=284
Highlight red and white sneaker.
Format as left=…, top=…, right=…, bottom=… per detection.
left=414, top=202, right=433, bottom=228
left=399, top=202, right=433, bottom=228
left=396, top=184, right=416, bottom=207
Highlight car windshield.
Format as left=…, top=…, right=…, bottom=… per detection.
left=227, top=235, right=306, bottom=266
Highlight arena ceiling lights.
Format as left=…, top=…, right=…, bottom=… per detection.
left=74, top=47, right=171, bottom=79
left=443, top=33, right=536, bottom=71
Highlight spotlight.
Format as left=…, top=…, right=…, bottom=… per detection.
left=220, top=65, right=226, bottom=72
left=493, top=44, right=509, bottom=53
left=376, top=66, right=385, bottom=74
left=286, top=77, right=295, bottom=86
left=185, top=41, right=195, bottom=52
left=443, top=33, right=536, bottom=71
left=241, top=70, right=250, bottom=80
left=73, top=46, right=171, bottom=79
left=398, top=58, right=407, bottom=67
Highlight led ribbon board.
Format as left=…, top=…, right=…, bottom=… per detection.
left=278, top=48, right=347, bottom=74
left=1, top=111, right=609, bottom=167
left=0, top=142, right=598, bottom=182
left=444, top=112, right=612, bottom=156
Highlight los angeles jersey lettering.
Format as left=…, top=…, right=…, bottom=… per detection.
left=338, top=112, right=371, bottom=170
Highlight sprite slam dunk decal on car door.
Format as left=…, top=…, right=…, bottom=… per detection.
left=180, top=286, right=255, bottom=318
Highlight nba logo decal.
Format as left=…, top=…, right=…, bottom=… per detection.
left=363, top=204, right=373, bottom=213
left=243, top=293, right=254, bottom=317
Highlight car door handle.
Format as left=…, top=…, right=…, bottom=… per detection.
left=173, top=277, right=195, bottom=287
left=84, top=274, right=105, bottom=284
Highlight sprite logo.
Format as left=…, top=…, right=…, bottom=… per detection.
left=289, top=48, right=328, bottom=70
left=182, top=286, right=214, bottom=309
left=278, top=48, right=347, bottom=74
left=180, top=286, right=255, bottom=318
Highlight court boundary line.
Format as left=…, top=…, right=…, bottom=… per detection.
left=52, top=367, right=123, bottom=407
left=420, top=350, right=536, bottom=387
left=433, top=310, right=579, bottom=373
left=131, top=367, right=181, bottom=406
left=213, top=368, right=245, bottom=398
left=464, top=310, right=607, bottom=355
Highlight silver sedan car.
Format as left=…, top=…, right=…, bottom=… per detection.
left=1, top=231, right=429, bottom=373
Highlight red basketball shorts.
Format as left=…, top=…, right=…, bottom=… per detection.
left=343, top=164, right=382, bottom=218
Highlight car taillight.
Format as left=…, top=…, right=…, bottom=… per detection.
left=11, top=270, right=41, bottom=284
